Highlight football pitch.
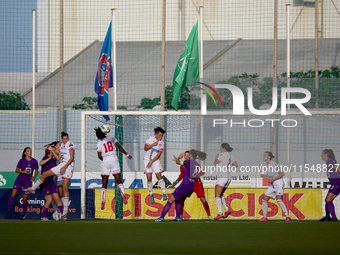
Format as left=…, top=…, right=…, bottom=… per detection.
left=0, top=220, right=339, bottom=255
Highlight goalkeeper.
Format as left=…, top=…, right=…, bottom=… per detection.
left=155, top=150, right=204, bottom=222
left=172, top=150, right=212, bottom=220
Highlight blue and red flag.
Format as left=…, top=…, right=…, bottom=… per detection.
left=94, top=22, right=113, bottom=121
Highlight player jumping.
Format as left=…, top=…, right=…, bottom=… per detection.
left=155, top=150, right=204, bottom=222
left=95, top=127, right=132, bottom=209
left=259, top=151, right=291, bottom=221
left=172, top=150, right=213, bottom=220
left=144, top=127, right=167, bottom=203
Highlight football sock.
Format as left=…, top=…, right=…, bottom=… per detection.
left=63, top=197, right=69, bottom=213
left=147, top=182, right=153, bottom=195
left=161, top=201, right=172, bottom=218
left=52, top=201, right=58, bottom=212
left=175, top=200, right=181, bottom=218
left=118, top=184, right=125, bottom=196
left=58, top=205, right=64, bottom=215
left=327, top=201, right=337, bottom=219
left=22, top=202, right=28, bottom=214
left=262, top=199, right=268, bottom=218
left=277, top=199, right=289, bottom=217
left=32, top=179, right=43, bottom=190
left=221, top=195, right=229, bottom=212
left=180, top=199, right=184, bottom=216
left=215, top=197, right=222, bottom=215
left=101, top=188, right=107, bottom=202
left=7, top=196, right=14, bottom=210
left=325, top=202, right=330, bottom=218
left=158, top=179, right=166, bottom=194
left=42, top=206, right=48, bottom=218
left=202, top=201, right=211, bottom=216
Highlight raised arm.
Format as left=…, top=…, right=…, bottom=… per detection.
left=116, top=143, right=132, bottom=160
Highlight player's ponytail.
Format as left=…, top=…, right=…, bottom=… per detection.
left=190, top=149, right=207, bottom=160
left=22, top=147, right=30, bottom=158
left=221, top=143, right=233, bottom=152
left=94, top=127, right=106, bottom=140
left=265, top=151, right=275, bottom=160
left=323, top=149, right=337, bottom=163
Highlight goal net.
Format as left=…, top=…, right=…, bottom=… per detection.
left=81, top=110, right=340, bottom=220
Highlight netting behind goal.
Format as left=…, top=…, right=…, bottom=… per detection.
left=82, top=111, right=340, bottom=220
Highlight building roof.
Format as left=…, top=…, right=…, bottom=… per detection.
left=20, top=38, right=340, bottom=108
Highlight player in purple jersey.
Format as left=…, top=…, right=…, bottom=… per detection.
left=39, top=145, right=64, bottom=221
left=155, top=150, right=204, bottom=222
left=4, top=147, right=39, bottom=220
left=319, top=149, right=340, bottom=222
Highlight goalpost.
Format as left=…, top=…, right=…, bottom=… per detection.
left=81, top=110, right=340, bottom=220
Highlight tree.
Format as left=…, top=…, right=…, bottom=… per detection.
left=0, top=91, right=30, bottom=110
left=137, top=85, right=199, bottom=110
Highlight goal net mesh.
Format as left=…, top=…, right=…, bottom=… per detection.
left=83, top=112, right=340, bottom=220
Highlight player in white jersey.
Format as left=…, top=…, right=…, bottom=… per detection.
left=95, top=127, right=132, bottom=210
left=144, top=127, right=167, bottom=203
left=213, top=143, right=238, bottom=220
left=259, top=151, right=291, bottom=221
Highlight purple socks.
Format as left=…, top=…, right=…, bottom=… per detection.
left=7, top=196, right=14, bottom=210
left=327, top=201, right=337, bottom=219
left=325, top=202, right=330, bottom=218
left=42, top=206, right=48, bottom=218
left=175, top=201, right=181, bottom=218
left=161, top=202, right=172, bottom=218
left=58, top=205, right=64, bottom=215
left=23, top=202, right=28, bottom=214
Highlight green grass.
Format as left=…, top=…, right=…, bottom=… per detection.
left=0, top=219, right=339, bottom=255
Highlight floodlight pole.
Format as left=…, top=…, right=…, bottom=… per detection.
left=199, top=6, right=205, bottom=158
left=59, top=0, right=64, bottom=134
left=286, top=4, right=291, bottom=186
left=32, top=9, right=36, bottom=158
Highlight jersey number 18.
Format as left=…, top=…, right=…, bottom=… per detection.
left=103, top=141, right=114, bottom=153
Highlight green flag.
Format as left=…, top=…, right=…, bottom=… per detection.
left=171, top=19, right=199, bottom=110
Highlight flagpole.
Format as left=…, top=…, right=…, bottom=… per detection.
left=286, top=4, right=291, bottom=187
left=199, top=6, right=205, bottom=156
left=32, top=9, right=36, bottom=158
left=112, top=8, right=117, bottom=111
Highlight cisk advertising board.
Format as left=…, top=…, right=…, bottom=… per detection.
left=95, top=188, right=322, bottom=220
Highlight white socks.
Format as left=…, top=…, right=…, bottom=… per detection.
left=101, top=188, right=107, bottom=202
left=52, top=200, right=58, bottom=211
left=277, top=199, right=289, bottom=217
left=158, top=179, right=166, bottom=194
left=215, top=197, right=223, bottom=215
left=32, top=179, right=43, bottom=190
left=147, top=182, right=153, bottom=195
left=118, top=184, right=125, bottom=196
left=262, top=199, right=268, bottom=218
left=221, top=195, right=229, bottom=212
left=62, top=197, right=69, bottom=214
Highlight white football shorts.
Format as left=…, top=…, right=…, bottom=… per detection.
left=144, top=159, right=163, bottom=174
left=101, top=158, right=121, bottom=176
left=264, top=182, right=285, bottom=199
left=215, top=177, right=231, bottom=188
